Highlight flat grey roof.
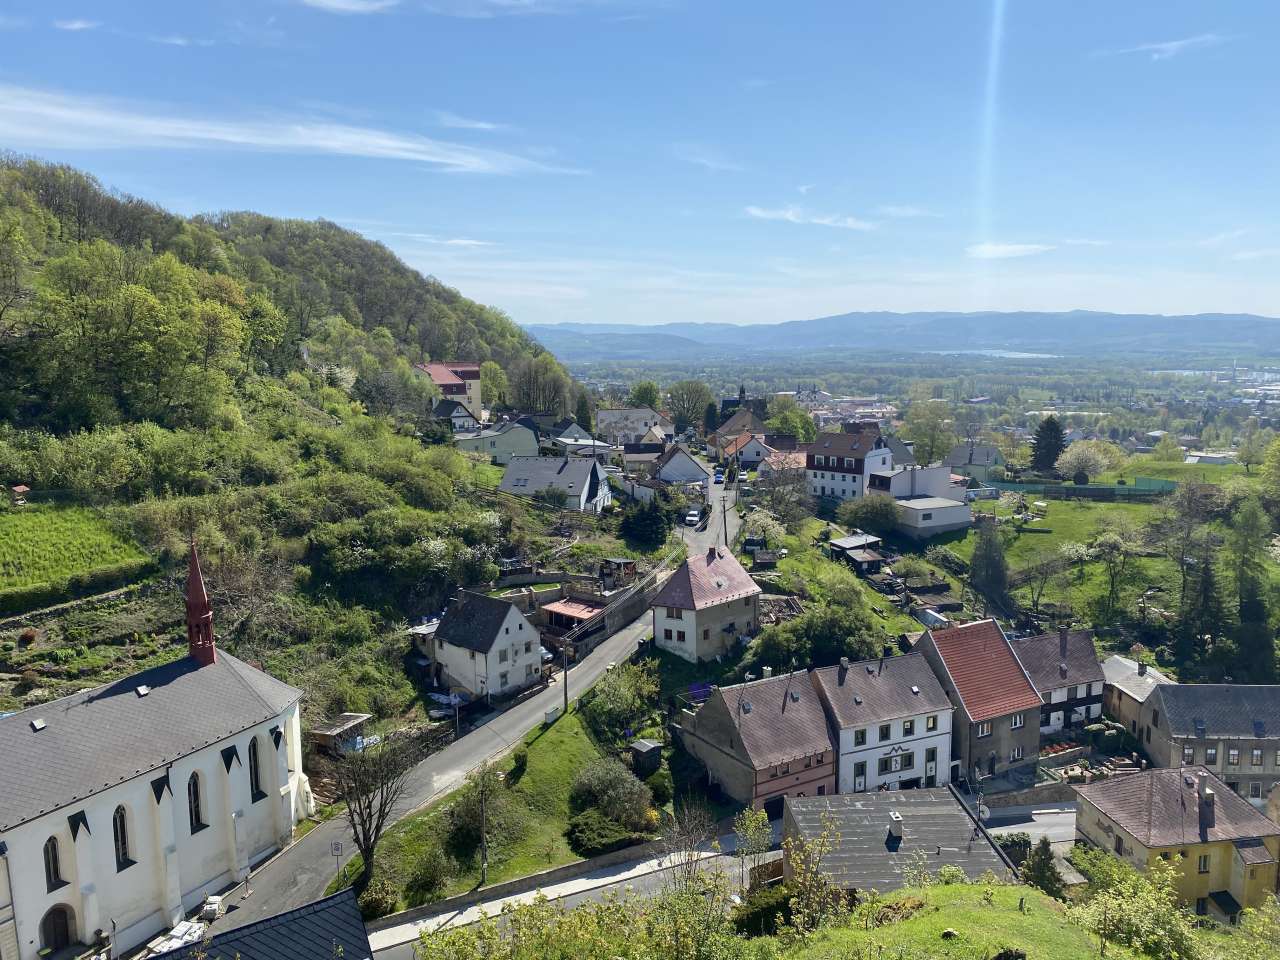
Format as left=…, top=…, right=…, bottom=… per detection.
left=898, top=497, right=965, bottom=510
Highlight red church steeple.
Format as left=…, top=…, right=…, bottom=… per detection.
left=186, top=540, right=216, bottom=666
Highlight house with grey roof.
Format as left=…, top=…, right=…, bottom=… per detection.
left=0, top=546, right=313, bottom=960
left=417, top=591, right=543, bottom=700
left=596, top=407, right=673, bottom=445
left=454, top=420, right=539, bottom=464
left=1101, top=654, right=1173, bottom=737
left=1010, top=627, right=1104, bottom=734
left=499, top=456, right=613, bottom=513
left=942, top=441, right=1005, bottom=481
left=433, top=397, right=479, bottom=432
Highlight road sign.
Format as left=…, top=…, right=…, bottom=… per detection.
left=330, top=840, right=343, bottom=858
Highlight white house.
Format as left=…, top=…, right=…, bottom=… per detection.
left=0, top=546, right=312, bottom=960
left=498, top=456, right=613, bottom=513
left=596, top=408, right=673, bottom=445
left=1010, top=628, right=1105, bottom=734
left=866, top=464, right=955, bottom=500
left=550, top=418, right=592, bottom=443
left=414, top=591, right=543, bottom=700
left=454, top=421, right=539, bottom=465
left=811, top=654, right=954, bottom=792
left=895, top=497, right=973, bottom=539
left=433, top=398, right=479, bottom=432
left=650, top=547, right=761, bottom=663
left=722, top=434, right=775, bottom=469
left=654, top=446, right=710, bottom=486
left=804, top=429, right=893, bottom=502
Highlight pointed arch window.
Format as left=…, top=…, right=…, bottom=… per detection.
left=43, top=836, right=65, bottom=891
left=188, top=772, right=207, bottom=833
left=248, top=737, right=266, bottom=802
left=112, top=805, right=134, bottom=870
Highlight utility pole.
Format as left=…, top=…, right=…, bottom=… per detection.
left=720, top=494, right=728, bottom=545
left=562, top=639, right=569, bottom=715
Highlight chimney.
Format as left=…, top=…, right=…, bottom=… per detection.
left=1198, top=776, right=1216, bottom=828
left=1059, top=625, right=1069, bottom=660
left=1137, top=661, right=1148, bottom=676
left=762, top=665, right=773, bottom=679
left=185, top=541, right=217, bottom=667
left=888, top=810, right=904, bottom=839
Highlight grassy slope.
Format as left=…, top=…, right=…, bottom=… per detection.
left=0, top=505, right=146, bottom=591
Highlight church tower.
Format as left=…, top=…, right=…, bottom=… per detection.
left=186, top=540, right=217, bottom=666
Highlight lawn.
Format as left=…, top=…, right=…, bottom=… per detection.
left=1101, top=457, right=1253, bottom=485
left=332, top=708, right=610, bottom=911
left=467, top=459, right=504, bottom=489
left=0, top=505, right=147, bottom=592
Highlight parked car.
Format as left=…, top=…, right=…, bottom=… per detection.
left=685, top=510, right=701, bottom=526
left=713, top=472, right=724, bottom=484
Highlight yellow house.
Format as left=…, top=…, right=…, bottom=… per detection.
left=1076, top=766, right=1280, bottom=923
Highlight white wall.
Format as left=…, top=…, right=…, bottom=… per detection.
left=833, top=710, right=953, bottom=793
left=658, top=451, right=709, bottom=485
left=897, top=500, right=972, bottom=539
left=431, top=606, right=542, bottom=699
left=653, top=597, right=758, bottom=663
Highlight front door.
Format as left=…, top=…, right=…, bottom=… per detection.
left=41, top=905, right=72, bottom=951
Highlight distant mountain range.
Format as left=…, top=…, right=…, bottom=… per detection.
left=522, top=310, right=1280, bottom=362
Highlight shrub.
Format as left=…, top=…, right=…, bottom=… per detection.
left=580, top=660, right=658, bottom=745
left=566, top=808, right=646, bottom=857
left=510, top=745, right=529, bottom=777
left=405, top=843, right=454, bottom=905
left=569, top=758, right=652, bottom=829
left=645, top=766, right=673, bottom=806
left=732, top=883, right=793, bottom=936
left=925, top=544, right=968, bottom=575
left=1073, top=469, right=1089, bottom=486
left=994, top=831, right=1031, bottom=866
left=357, top=874, right=399, bottom=919
left=446, top=766, right=527, bottom=856
left=837, top=493, right=902, bottom=536
left=935, top=864, right=969, bottom=885
left=892, top=555, right=932, bottom=580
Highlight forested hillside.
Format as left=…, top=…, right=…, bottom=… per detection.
left=0, top=156, right=571, bottom=718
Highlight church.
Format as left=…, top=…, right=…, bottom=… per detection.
left=0, top=545, right=314, bottom=960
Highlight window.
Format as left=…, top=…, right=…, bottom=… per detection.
left=854, top=761, right=866, bottom=781
left=1228, top=748, right=1240, bottom=766
left=921, top=512, right=933, bottom=521
left=804, top=756, right=812, bottom=768
left=816, top=752, right=825, bottom=764
left=878, top=756, right=895, bottom=775
left=666, top=607, right=683, bottom=620
left=526, top=663, right=534, bottom=677
left=1113, top=835, right=1124, bottom=855
left=1197, top=854, right=1210, bottom=874
left=1206, top=746, right=1217, bottom=764
left=1196, top=898, right=1208, bottom=916
left=1011, top=713, right=1025, bottom=730
left=113, top=805, right=131, bottom=870
left=1011, top=745, right=1024, bottom=761
left=1183, top=746, right=1195, bottom=764
left=1252, top=748, right=1263, bottom=766
left=854, top=728, right=867, bottom=747
left=1276, top=750, right=1280, bottom=766
left=1076, top=685, right=1087, bottom=699
left=903, top=719, right=915, bottom=737
left=188, top=773, right=206, bottom=833
left=977, top=721, right=992, bottom=738
left=663, top=629, right=672, bottom=640
left=744, top=596, right=751, bottom=607
left=248, top=737, right=264, bottom=801
left=817, top=785, right=826, bottom=796
left=499, top=671, right=509, bottom=687
left=879, top=723, right=892, bottom=742
left=926, top=714, right=937, bottom=732
left=900, top=752, right=914, bottom=770
left=524, top=641, right=532, bottom=654
left=1250, top=781, right=1262, bottom=799
left=498, top=648, right=508, bottom=663
left=926, top=747, right=937, bottom=764
left=43, top=836, right=63, bottom=891
left=676, top=631, right=686, bottom=643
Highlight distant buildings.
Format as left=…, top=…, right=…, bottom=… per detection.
left=596, top=408, right=673, bottom=445
left=942, top=442, right=1006, bottom=482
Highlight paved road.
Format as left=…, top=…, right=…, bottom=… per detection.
left=218, top=479, right=738, bottom=931
left=984, top=803, right=1078, bottom=844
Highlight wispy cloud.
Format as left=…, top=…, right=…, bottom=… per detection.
left=0, top=85, right=577, bottom=175
left=388, top=232, right=496, bottom=247
left=1063, top=238, right=1110, bottom=247
left=672, top=143, right=742, bottom=172
left=434, top=109, right=509, bottom=132
left=53, top=18, right=100, bottom=31
left=1231, top=248, right=1280, bottom=262
left=796, top=184, right=814, bottom=195
left=1098, top=32, right=1226, bottom=61
left=877, top=204, right=940, bottom=219
left=966, top=242, right=1054, bottom=259
left=1199, top=228, right=1247, bottom=247
left=745, top=205, right=876, bottom=231
left=422, top=0, right=646, bottom=17
left=299, top=0, right=399, bottom=13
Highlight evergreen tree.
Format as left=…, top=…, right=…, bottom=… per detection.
left=1022, top=836, right=1065, bottom=899
left=703, top=401, right=719, bottom=435
left=575, top=391, right=593, bottom=433
left=1180, top=539, right=1225, bottom=666
left=1234, top=585, right=1276, bottom=682
left=969, top=518, right=1009, bottom=603
left=1030, top=415, right=1066, bottom=471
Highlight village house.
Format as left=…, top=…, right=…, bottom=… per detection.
left=454, top=421, right=539, bottom=465
left=654, top=446, right=711, bottom=486
left=709, top=408, right=767, bottom=458
left=865, top=464, right=960, bottom=501
left=811, top=653, right=954, bottom=793
left=916, top=619, right=1042, bottom=788
left=675, top=670, right=836, bottom=816
left=595, top=408, right=673, bottom=445
left=621, top=442, right=666, bottom=477
left=432, top=397, right=480, bottom=432
left=721, top=433, right=775, bottom=469
left=895, top=497, right=974, bottom=539
left=757, top=448, right=805, bottom=479
left=1137, top=684, right=1280, bottom=806
left=942, top=442, right=1006, bottom=482
left=0, top=547, right=312, bottom=960
left=416, top=591, right=543, bottom=700
left=1009, top=627, right=1105, bottom=734
left=1076, top=767, right=1280, bottom=922
left=548, top=417, right=592, bottom=443
left=417, top=361, right=483, bottom=419
left=1101, top=654, right=1174, bottom=736
left=650, top=547, right=760, bottom=663
left=805, top=428, right=893, bottom=502
left=498, top=456, right=613, bottom=513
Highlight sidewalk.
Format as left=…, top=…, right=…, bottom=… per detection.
left=367, top=849, right=724, bottom=951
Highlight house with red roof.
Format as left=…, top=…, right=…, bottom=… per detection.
left=916, top=619, right=1043, bottom=789
left=651, top=547, right=761, bottom=663
left=417, top=361, right=483, bottom=420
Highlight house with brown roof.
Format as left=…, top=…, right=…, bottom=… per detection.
left=916, top=619, right=1042, bottom=788
left=417, top=361, right=483, bottom=419
left=757, top=448, right=806, bottom=478
left=650, top=547, right=761, bottom=663
left=675, top=670, right=836, bottom=816
left=1009, top=627, right=1105, bottom=734
left=654, top=445, right=710, bottom=486
left=720, top=433, right=775, bottom=468
left=1076, top=767, right=1280, bottom=921
left=803, top=427, right=893, bottom=502
left=710, top=409, right=767, bottom=458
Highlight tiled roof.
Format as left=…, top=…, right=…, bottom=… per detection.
left=926, top=620, right=1041, bottom=723
left=812, top=653, right=952, bottom=727
left=0, top=651, right=301, bottom=831
left=499, top=456, right=601, bottom=498
left=651, top=547, right=761, bottom=611
left=715, top=671, right=835, bottom=768
left=1077, top=766, right=1280, bottom=848
left=762, top=449, right=806, bottom=471
left=1009, top=629, right=1104, bottom=694
left=1101, top=655, right=1173, bottom=703
left=433, top=591, right=518, bottom=655
left=153, top=889, right=371, bottom=960
left=943, top=443, right=1003, bottom=467
left=1150, top=684, right=1280, bottom=740
left=804, top=427, right=884, bottom=460
left=723, top=433, right=757, bottom=456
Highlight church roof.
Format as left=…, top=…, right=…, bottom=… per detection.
left=0, top=650, right=302, bottom=831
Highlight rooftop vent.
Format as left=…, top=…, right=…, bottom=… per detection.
left=1194, top=718, right=1207, bottom=738
left=30, top=719, right=46, bottom=732
left=840, top=657, right=850, bottom=669
left=790, top=690, right=800, bottom=702
left=136, top=685, right=151, bottom=698
left=911, top=685, right=920, bottom=695
left=741, top=700, right=752, bottom=714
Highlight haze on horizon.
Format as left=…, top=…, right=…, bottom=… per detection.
left=2, top=1, right=1277, bottom=327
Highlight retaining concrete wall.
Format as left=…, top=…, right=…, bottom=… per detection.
left=985, top=780, right=1080, bottom=808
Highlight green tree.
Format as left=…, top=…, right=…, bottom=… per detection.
left=1030, top=415, right=1066, bottom=471
left=574, top=390, right=593, bottom=433
left=1022, top=836, right=1065, bottom=899
left=628, top=380, right=660, bottom=411
left=732, top=808, right=772, bottom=888
left=1238, top=430, right=1266, bottom=473
left=665, top=380, right=714, bottom=434
left=836, top=493, right=901, bottom=536
left=618, top=498, right=670, bottom=549
left=903, top=397, right=954, bottom=463
left=969, top=518, right=1008, bottom=603
left=765, top=406, right=817, bottom=442
left=750, top=603, right=877, bottom=671
left=1151, top=434, right=1184, bottom=462
left=479, top=360, right=508, bottom=409
left=703, top=401, right=719, bottom=436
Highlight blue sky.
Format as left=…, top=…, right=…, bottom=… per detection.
left=1, top=1, right=1277, bottom=326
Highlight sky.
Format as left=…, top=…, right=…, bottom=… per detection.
left=1, top=1, right=1278, bottom=327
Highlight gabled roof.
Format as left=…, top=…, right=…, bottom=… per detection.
left=884, top=435, right=916, bottom=465
left=499, top=456, right=602, bottom=498
left=761, top=449, right=806, bottom=472
left=812, top=653, right=951, bottom=727
left=1009, top=629, right=1103, bottom=694
left=153, top=889, right=372, bottom=960
left=640, top=424, right=667, bottom=444
left=1101, top=654, right=1173, bottom=703
left=714, top=670, right=835, bottom=768
left=722, top=433, right=758, bottom=457
left=925, top=620, right=1041, bottom=723
left=715, top=408, right=766, bottom=439
left=597, top=407, right=668, bottom=426
left=1149, top=684, right=1280, bottom=740
left=1077, top=767, right=1280, bottom=848
left=651, top=546, right=760, bottom=611
left=455, top=420, right=532, bottom=442
left=433, top=398, right=476, bottom=418
left=655, top=445, right=710, bottom=477
left=943, top=443, right=1003, bottom=468
left=0, top=651, right=301, bottom=831
left=433, top=590, right=520, bottom=655
left=805, top=427, right=885, bottom=460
